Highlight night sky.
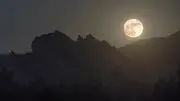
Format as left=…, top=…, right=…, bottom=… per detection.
left=1, top=0, right=180, bottom=53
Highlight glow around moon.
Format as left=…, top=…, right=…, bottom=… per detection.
left=124, top=19, right=143, bottom=38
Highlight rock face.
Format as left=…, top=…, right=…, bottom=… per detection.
left=31, top=30, right=75, bottom=58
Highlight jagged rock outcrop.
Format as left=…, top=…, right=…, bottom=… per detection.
left=1, top=30, right=180, bottom=86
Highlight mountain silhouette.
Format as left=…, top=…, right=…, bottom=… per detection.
left=120, top=31, right=180, bottom=82
left=0, top=30, right=180, bottom=100
left=0, top=30, right=180, bottom=84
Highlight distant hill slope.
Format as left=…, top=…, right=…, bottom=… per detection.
left=120, top=31, right=180, bottom=82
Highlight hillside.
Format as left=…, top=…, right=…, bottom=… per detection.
left=0, top=30, right=180, bottom=85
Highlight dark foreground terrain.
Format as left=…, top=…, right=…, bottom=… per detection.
left=1, top=30, right=180, bottom=101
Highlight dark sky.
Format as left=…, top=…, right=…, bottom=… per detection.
left=1, top=0, right=180, bottom=53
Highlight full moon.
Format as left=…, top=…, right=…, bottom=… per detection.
left=124, top=19, right=143, bottom=38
